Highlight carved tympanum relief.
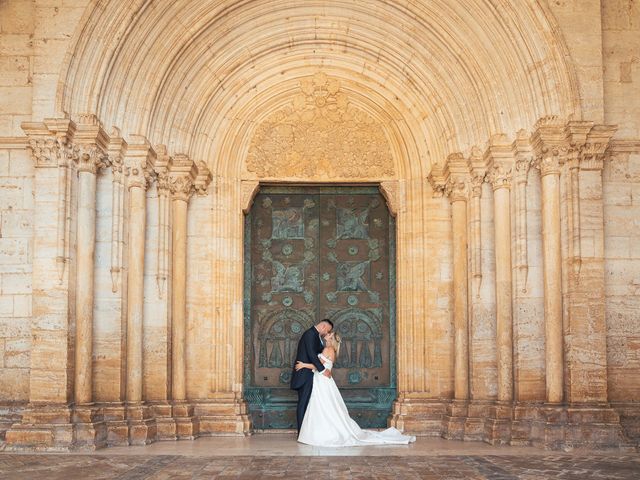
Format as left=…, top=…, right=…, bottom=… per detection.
left=246, top=73, right=395, bottom=179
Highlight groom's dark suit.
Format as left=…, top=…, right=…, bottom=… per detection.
left=290, top=326, right=327, bottom=432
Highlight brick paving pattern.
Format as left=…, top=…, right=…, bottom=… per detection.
left=0, top=454, right=639, bottom=479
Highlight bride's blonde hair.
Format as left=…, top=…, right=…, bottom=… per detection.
left=329, top=333, right=342, bottom=358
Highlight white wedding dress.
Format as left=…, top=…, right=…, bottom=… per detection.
left=297, top=353, right=416, bottom=447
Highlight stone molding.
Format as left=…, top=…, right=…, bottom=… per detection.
left=379, top=180, right=402, bottom=216
left=240, top=180, right=260, bottom=214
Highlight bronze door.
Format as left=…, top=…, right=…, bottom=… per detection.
left=243, top=186, right=396, bottom=429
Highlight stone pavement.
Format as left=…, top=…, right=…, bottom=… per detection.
left=0, top=435, right=638, bottom=479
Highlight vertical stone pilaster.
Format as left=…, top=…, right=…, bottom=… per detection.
left=107, top=130, right=128, bottom=295
left=5, top=118, right=79, bottom=450
left=564, top=123, right=617, bottom=404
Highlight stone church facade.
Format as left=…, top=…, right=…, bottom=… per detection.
left=0, top=0, right=638, bottom=450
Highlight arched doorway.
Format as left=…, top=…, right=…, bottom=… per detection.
left=243, top=185, right=396, bottom=429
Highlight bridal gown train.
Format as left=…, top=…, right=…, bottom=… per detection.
left=297, top=354, right=416, bottom=447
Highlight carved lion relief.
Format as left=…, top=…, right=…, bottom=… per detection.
left=246, top=73, right=395, bottom=179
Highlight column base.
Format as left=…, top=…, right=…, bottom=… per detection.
left=441, top=400, right=468, bottom=440
left=530, top=404, right=635, bottom=451
left=4, top=404, right=74, bottom=451
left=4, top=404, right=106, bottom=451
left=102, top=403, right=129, bottom=446
left=125, top=403, right=157, bottom=445
left=388, top=396, right=448, bottom=435
left=483, top=402, right=513, bottom=445
left=464, top=400, right=492, bottom=441
left=72, top=404, right=107, bottom=450
left=193, top=394, right=251, bottom=435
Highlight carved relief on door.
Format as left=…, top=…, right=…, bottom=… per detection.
left=244, top=186, right=396, bottom=429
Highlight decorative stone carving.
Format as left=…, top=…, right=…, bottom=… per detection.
left=246, top=73, right=394, bottom=179
left=487, top=162, right=512, bottom=190
left=427, top=162, right=447, bottom=197
left=168, top=153, right=197, bottom=201
left=124, top=136, right=156, bottom=190
left=75, top=115, right=110, bottom=174
left=580, top=125, right=617, bottom=171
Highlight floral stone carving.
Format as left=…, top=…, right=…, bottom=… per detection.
left=246, top=73, right=395, bottom=179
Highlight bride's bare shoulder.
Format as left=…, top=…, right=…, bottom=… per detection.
left=322, top=346, right=336, bottom=360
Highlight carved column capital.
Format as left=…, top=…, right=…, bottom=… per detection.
left=23, top=117, right=78, bottom=168
left=470, top=173, right=484, bottom=197
left=488, top=162, right=512, bottom=190
left=76, top=145, right=110, bottom=174
left=168, top=153, right=197, bottom=202
left=443, top=152, right=470, bottom=202
left=124, top=135, right=156, bottom=190
left=445, top=177, right=470, bottom=202
left=531, top=116, right=570, bottom=177
left=579, top=125, right=617, bottom=171
left=483, top=133, right=514, bottom=190
left=74, top=114, right=110, bottom=174
left=427, top=162, right=447, bottom=197
left=169, top=175, right=195, bottom=202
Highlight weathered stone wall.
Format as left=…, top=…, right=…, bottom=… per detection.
left=604, top=147, right=640, bottom=403
left=602, top=0, right=640, bottom=408
left=0, top=0, right=36, bottom=402
left=0, top=146, right=33, bottom=402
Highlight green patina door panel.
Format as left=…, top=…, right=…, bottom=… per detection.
left=243, top=186, right=396, bottom=429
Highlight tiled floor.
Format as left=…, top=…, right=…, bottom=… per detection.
left=1, top=435, right=639, bottom=479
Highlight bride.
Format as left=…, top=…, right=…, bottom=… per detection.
left=295, top=332, right=416, bottom=447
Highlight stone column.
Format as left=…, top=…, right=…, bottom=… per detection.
left=483, top=139, right=515, bottom=445
left=167, top=155, right=197, bottom=403
left=532, top=122, right=566, bottom=405
left=486, top=137, right=514, bottom=405
left=445, top=155, right=470, bottom=401
left=441, top=156, right=471, bottom=440
left=73, top=116, right=109, bottom=406
left=124, top=138, right=156, bottom=404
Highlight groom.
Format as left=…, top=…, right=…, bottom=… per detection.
left=290, top=319, right=333, bottom=432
